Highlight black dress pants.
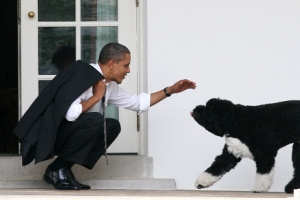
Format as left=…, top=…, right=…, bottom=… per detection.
left=54, top=112, right=121, bottom=169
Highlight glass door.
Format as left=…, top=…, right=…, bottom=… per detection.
left=20, top=0, right=138, bottom=153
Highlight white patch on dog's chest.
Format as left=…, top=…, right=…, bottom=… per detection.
left=225, top=137, right=254, bottom=159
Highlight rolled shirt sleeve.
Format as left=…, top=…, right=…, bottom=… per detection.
left=65, top=88, right=91, bottom=121
left=65, top=102, right=82, bottom=122
left=138, top=93, right=151, bottom=114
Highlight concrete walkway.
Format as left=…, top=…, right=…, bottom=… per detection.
left=0, top=189, right=294, bottom=200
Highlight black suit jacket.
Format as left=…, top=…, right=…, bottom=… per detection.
left=13, top=60, right=104, bottom=166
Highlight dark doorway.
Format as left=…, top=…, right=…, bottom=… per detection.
left=0, top=1, right=19, bottom=154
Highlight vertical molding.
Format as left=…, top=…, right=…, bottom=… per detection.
left=76, top=0, right=81, bottom=60
left=137, top=0, right=148, bottom=156
left=17, top=0, right=21, bottom=119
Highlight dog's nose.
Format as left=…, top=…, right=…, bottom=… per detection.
left=190, top=111, right=193, bottom=116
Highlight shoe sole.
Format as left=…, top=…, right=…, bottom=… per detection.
left=43, top=175, right=80, bottom=190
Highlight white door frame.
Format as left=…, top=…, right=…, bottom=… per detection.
left=137, top=0, right=148, bottom=156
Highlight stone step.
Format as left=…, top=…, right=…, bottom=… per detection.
left=0, top=155, right=176, bottom=190
left=1, top=155, right=153, bottom=180
left=0, top=179, right=176, bottom=190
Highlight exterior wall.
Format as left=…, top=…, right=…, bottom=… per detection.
left=146, top=0, right=300, bottom=191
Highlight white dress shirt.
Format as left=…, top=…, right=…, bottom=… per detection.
left=65, top=63, right=151, bottom=122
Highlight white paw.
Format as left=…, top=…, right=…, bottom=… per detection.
left=251, top=168, right=274, bottom=193
left=195, top=172, right=222, bottom=189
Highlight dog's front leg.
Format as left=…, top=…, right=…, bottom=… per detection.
left=251, top=155, right=275, bottom=193
left=195, top=144, right=241, bottom=189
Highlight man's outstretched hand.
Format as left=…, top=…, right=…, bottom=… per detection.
left=169, top=79, right=196, bottom=94
left=150, top=79, right=196, bottom=106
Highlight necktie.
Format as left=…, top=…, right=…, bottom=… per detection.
left=102, top=85, right=108, bottom=165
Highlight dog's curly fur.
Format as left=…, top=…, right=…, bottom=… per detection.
left=191, top=98, right=300, bottom=193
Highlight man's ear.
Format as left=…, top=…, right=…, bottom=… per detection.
left=107, top=59, right=114, bottom=69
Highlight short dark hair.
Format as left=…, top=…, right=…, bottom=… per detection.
left=98, top=42, right=130, bottom=64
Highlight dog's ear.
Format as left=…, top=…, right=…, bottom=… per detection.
left=204, top=98, right=234, bottom=136
left=206, top=98, right=234, bottom=115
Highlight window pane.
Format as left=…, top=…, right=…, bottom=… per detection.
left=105, top=104, right=119, bottom=120
left=81, top=26, right=118, bottom=119
left=38, top=27, right=76, bottom=75
left=39, top=80, right=51, bottom=94
left=81, top=0, right=118, bottom=21
left=38, top=0, right=75, bottom=21
left=81, top=26, right=117, bottom=64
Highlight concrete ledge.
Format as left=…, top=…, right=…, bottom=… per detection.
left=86, top=179, right=176, bottom=190
left=0, top=155, right=153, bottom=180
left=0, top=156, right=176, bottom=190
left=0, top=179, right=176, bottom=190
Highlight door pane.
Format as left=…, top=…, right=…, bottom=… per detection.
left=39, top=80, right=51, bottom=94
left=81, top=0, right=118, bottom=21
left=81, top=26, right=117, bottom=63
left=38, top=0, right=75, bottom=22
left=38, top=27, right=76, bottom=75
left=81, top=26, right=118, bottom=119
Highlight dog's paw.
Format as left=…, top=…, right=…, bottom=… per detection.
left=195, top=172, right=222, bottom=189
left=251, top=169, right=274, bottom=193
left=251, top=182, right=270, bottom=193
left=285, top=178, right=300, bottom=194
left=251, top=181, right=272, bottom=193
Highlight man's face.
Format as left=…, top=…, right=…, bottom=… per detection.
left=112, top=53, right=131, bottom=84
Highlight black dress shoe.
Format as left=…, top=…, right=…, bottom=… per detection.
left=66, top=168, right=91, bottom=190
left=43, top=166, right=80, bottom=190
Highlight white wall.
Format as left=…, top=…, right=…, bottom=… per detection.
left=146, top=0, right=300, bottom=191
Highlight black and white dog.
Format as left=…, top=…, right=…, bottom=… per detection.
left=190, top=98, right=300, bottom=193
